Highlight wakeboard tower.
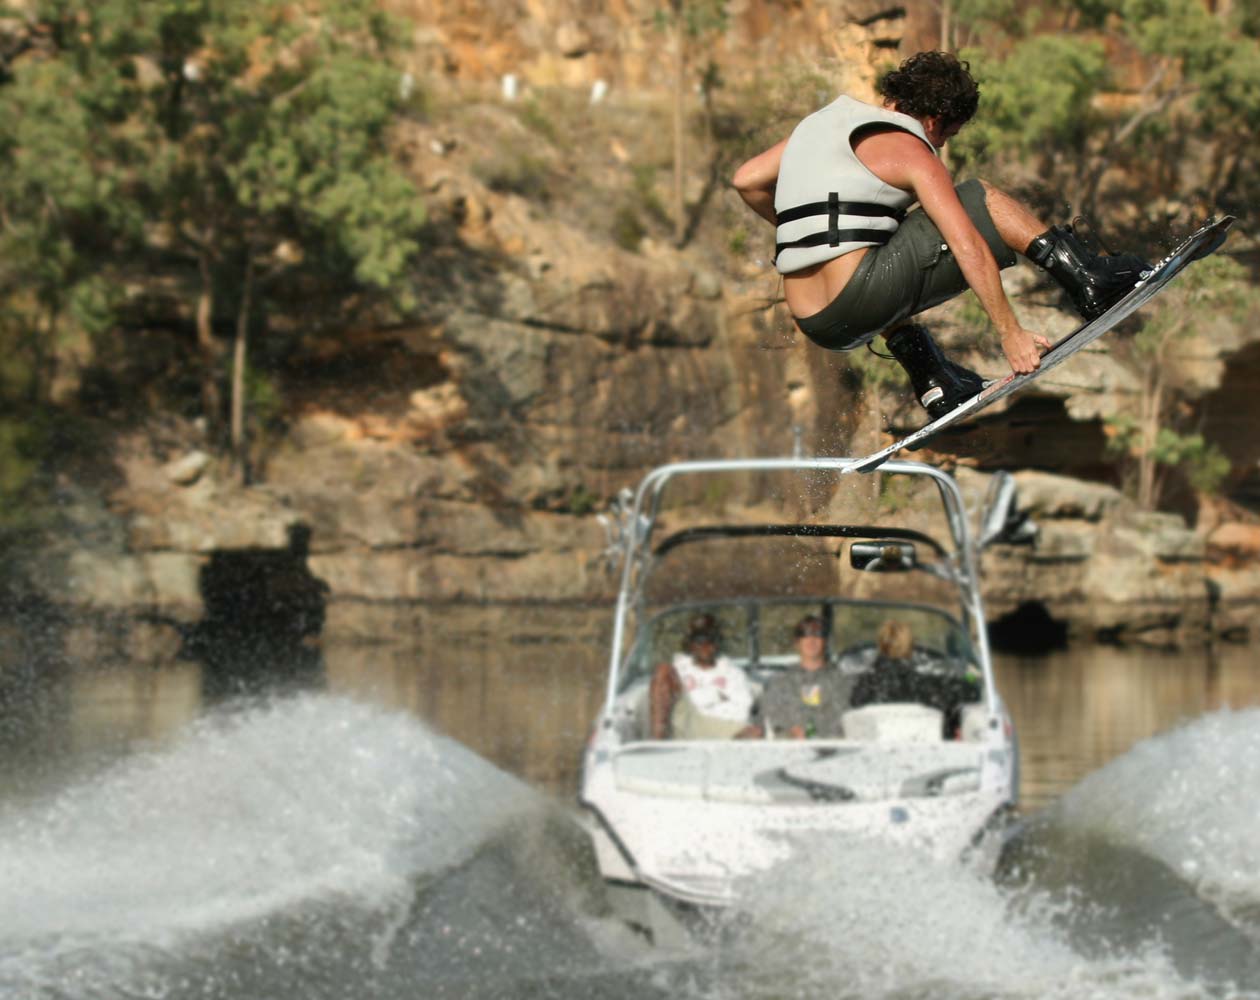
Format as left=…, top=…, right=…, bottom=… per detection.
left=848, top=215, right=1236, bottom=474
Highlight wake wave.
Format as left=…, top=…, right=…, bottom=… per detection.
left=722, top=832, right=1234, bottom=1000
left=717, top=709, right=1260, bottom=1000
left=0, top=692, right=655, bottom=1000
left=1053, top=707, right=1260, bottom=923
left=4, top=696, right=1256, bottom=1000
left=0, top=694, right=537, bottom=946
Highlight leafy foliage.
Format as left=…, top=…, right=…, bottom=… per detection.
left=0, top=47, right=135, bottom=399
left=120, top=0, right=426, bottom=292
left=654, top=0, right=729, bottom=37
left=929, top=1, right=1260, bottom=513
left=1106, top=417, right=1230, bottom=495
left=0, top=0, right=427, bottom=484
left=655, top=1, right=730, bottom=244
left=953, top=36, right=1109, bottom=164
left=1105, top=255, right=1253, bottom=509
left=845, top=341, right=907, bottom=394
left=0, top=416, right=46, bottom=536
left=942, top=0, right=1260, bottom=223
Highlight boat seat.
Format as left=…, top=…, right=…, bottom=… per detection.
left=958, top=702, right=987, bottom=742
left=841, top=703, right=943, bottom=743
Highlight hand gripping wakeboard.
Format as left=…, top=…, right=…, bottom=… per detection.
left=848, top=215, right=1236, bottom=474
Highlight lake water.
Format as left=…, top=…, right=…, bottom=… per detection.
left=1, top=605, right=1257, bottom=999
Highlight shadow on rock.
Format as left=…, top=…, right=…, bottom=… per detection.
left=181, top=524, right=330, bottom=700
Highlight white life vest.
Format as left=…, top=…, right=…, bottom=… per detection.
left=774, top=95, right=933, bottom=275
left=672, top=652, right=754, bottom=722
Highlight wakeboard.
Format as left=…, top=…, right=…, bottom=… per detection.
left=848, top=214, right=1236, bottom=474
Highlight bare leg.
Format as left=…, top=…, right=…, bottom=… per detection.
left=979, top=180, right=1045, bottom=257
left=980, top=179, right=1149, bottom=319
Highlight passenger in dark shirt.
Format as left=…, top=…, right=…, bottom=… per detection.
left=849, top=620, right=979, bottom=737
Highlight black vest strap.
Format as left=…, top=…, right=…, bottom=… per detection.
left=775, top=199, right=907, bottom=226
left=774, top=193, right=904, bottom=262
left=775, top=228, right=894, bottom=259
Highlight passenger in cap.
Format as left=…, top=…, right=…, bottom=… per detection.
left=649, top=613, right=757, bottom=740
left=749, top=614, right=855, bottom=739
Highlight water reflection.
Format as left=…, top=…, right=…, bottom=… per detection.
left=3, top=603, right=1258, bottom=811
left=996, top=642, right=1260, bottom=811
left=66, top=663, right=201, bottom=753
left=322, top=604, right=608, bottom=790
left=181, top=525, right=328, bottom=699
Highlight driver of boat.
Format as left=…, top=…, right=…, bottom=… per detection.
left=849, top=619, right=980, bottom=737
left=649, top=613, right=759, bottom=740
left=747, top=615, right=855, bottom=739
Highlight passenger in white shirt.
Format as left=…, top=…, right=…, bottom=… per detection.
left=649, top=613, right=757, bottom=740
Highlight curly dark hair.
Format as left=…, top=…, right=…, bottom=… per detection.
left=877, top=51, right=979, bottom=128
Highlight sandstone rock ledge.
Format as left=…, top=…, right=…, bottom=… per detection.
left=958, top=469, right=1257, bottom=645
left=25, top=436, right=1257, bottom=659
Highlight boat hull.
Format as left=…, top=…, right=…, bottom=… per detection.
left=581, top=735, right=1016, bottom=908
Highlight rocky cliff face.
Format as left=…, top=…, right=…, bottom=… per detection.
left=17, top=1, right=1260, bottom=660
left=396, top=0, right=939, bottom=93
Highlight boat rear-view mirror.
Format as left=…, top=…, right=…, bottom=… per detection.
left=849, top=541, right=917, bottom=573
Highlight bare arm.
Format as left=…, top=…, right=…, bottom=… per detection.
left=856, top=132, right=1050, bottom=374
left=731, top=139, right=788, bottom=226
left=649, top=662, right=681, bottom=739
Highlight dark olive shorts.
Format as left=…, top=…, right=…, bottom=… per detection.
left=793, top=178, right=1017, bottom=351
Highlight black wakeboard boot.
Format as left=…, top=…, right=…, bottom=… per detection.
left=884, top=323, right=989, bottom=421
left=1026, top=224, right=1151, bottom=320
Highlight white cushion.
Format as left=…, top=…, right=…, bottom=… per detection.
left=841, top=703, right=943, bottom=743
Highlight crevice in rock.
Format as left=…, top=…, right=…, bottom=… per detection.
left=1227, top=465, right=1260, bottom=515
left=1198, top=340, right=1260, bottom=514
left=181, top=524, right=330, bottom=698
left=853, top=7, right=907, bottom=27
left=933, top=396, right=1114, bottom=482
left=988, top=600, right=1069, bottom=653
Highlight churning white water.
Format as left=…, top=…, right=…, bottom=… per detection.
left=0, top=693, right=1255, bottom=999
left=1054, top=707, right=1260, bottom=929
left=0, top=694, right=539, bottom=996
left=724, top=832, right=1242, bottom=1000
left=711, top=706, right=1260, bottom=1000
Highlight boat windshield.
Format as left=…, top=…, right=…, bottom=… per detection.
left=639, top=531, right=961, bottom=609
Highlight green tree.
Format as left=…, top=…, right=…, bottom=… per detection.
left=129, top=0, right=426, bottom=476
left=0, top=1, right=426, bottom=480
left=953, top=35, right=1109, bottom=205
left=0, top=415, right=49, bottom=538
left=930, top=0, right=1028, bottom=55
left=1118, top=0, right=1260, bottom=209
left=945, top=0, right=1260, bottom=224
left=0, top=38, right=138, bottom=404
left=0, top=12, right=143, bottom=539
left=1105, top=254, right=1250, bottom=509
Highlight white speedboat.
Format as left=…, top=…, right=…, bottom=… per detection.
left=578, top=457, right=1027, bottom=942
